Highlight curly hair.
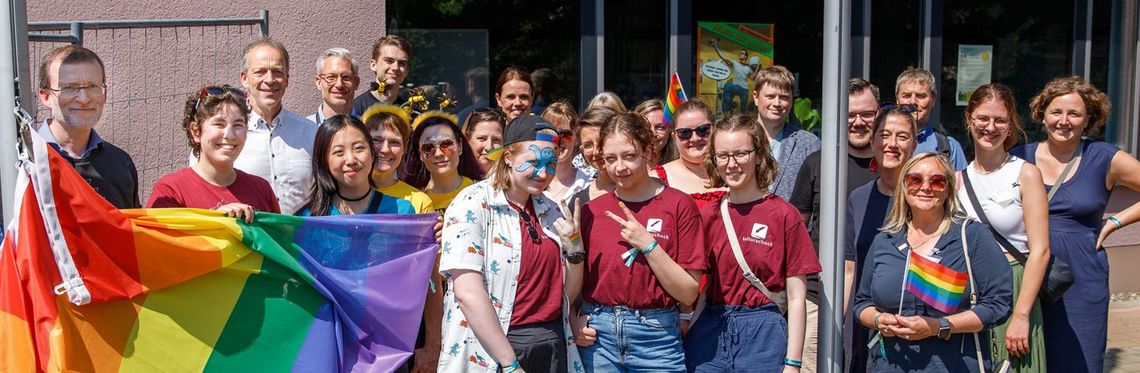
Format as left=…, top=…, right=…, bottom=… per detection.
left=1029, top=76, right=1111, bottom=135
left=181, top=86, right=249, bottom=158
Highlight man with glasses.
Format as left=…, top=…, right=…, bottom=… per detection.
left=232, top=38, right=316, bottom=215
left=786, top=77, right=880, bottom=373
left=309, top=48, right=360, bottom=124
left=895, top=68, right=967, bottom=171
left=36, top=45, right=140, bottom=209
left=752, top=65, right=819, bottom=201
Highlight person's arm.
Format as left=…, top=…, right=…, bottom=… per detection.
left=843, top=260, right=856, bottom=315
left=451, top=270, right=518, bottom=367
left=1004, top=164, right=1050, bottom=356
left=1100, top=150, right=1140, bottom=248
left=842, top=200, right=858, bottom=315
left=784, top=275, right=808, bottom=370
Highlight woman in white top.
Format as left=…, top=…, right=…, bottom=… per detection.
left=955, top=83, right=1050, bottom=372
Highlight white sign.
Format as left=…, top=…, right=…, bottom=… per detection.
left=701, top=60, right=732, bottom=81
left=956, top=44, right=993, bottom=106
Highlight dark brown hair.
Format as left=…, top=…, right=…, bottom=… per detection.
left=706, top=115, right=778, bottom=190
left=370, top=35, right=412, bottom=61
left=496, top=67, right=533, bottom=95
left=600, top=112, right=655, bottom=154
left=181, top=86, right=250, bottom=158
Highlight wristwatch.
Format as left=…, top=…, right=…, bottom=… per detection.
left=563, top=251, right=586, bottom=264
left=937, top=317, right=952, bottom=340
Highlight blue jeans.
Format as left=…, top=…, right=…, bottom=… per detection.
left=683, top=304, right=787, bottom=372
left=578, top=303, right=685, bottom=372
left=721, top=83, right=749, bottom=113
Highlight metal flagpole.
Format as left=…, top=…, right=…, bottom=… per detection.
left=2, top=0, right=30, bottom=223
left=819, top=0, right=851, bottom=371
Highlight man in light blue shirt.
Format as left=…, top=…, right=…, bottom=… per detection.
left=895, top=68, right=967, bottom=171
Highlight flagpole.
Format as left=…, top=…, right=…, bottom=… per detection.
left=897, top=247, right=912, bottom=316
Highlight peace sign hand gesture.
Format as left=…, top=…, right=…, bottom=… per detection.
left=604, top=201, right=656, bottom=250
left=554, top=200, right=583, bottom=253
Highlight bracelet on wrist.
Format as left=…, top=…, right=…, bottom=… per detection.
left=1108, top=216, right=1123, bottom=229
left=502, top=359, right=520, bottom=373
left=565, top=231, right=581, bottom=243
left=640, top=240, right=659, bottom=254
left=784, top=357, right=802, bottom=368
left=872, top=312, right=882, bottom=330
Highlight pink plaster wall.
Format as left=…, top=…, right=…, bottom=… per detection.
left=26, top=1, right=388, bottom=200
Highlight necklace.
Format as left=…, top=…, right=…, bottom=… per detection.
left=337, top=189, right=371, bottom=202
left=972, top=154, right=1010, bottom=175
left=906, top=225, right=940, bottom=251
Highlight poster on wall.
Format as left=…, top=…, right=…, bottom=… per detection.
left=956, top=44, right=993, bottom=106
left=695, top=22, right=774, bottom=117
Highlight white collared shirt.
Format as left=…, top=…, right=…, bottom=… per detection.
left=234, top=108, right=317, bottom=214
left=306, top=103, right=327, bottom=124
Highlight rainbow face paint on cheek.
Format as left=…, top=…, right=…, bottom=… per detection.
left=514, top=144, right=558, bottom=178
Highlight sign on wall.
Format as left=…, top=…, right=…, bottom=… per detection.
left=695, top=22, right=775, bottom=117
left=956, top=44, right=993, bottom=106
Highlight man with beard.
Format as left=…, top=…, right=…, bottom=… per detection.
left=788, top=77, right=879, bottom=372
left=37, top=45, right=140, bottom=209
left=309, top=48, right=360, bottom=124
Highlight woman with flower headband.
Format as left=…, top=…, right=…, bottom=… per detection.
left=574, top=112, right=705, bottom=372
left=462, top=108, right=506, bottom=174
left=438, top=115, right=585, bottom=372
left=402, top=111, right=484, bottom=214
left=148, top=85, right=279, bottom=218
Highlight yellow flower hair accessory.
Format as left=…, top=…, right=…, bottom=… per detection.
left=361, top=104, right=411, bottom=127
left=412, top=111, right=459, bottom=130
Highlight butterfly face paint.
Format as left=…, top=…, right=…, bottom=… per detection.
left=514, top=143, right=558, bottom=179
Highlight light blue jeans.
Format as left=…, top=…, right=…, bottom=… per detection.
left=578, top=303, right=685, bottom=372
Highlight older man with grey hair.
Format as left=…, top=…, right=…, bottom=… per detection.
left=310, top=47, right=360, bottom=124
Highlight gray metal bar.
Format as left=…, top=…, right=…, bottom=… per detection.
left=851, top=0, right=871, bottom=79
left=3, top=0, right=23, bottom=222
left=1107, top=0, right=1138, bottom=151
left=259, top=9, right=269, bottom=37
left=920, top=0, right=943, bottom=129
left=1072, top=0, right=1093, bottom=79
left=668, top=0, right=693, bottom=89
left=11, top=0, right=35, bottom=113
left=579, top=0, right=603, bottom=111
left=70, top=22, right=83, bottom=45
left=27, top=33, right=78, bottom=44
left=820, top=0, right=851, bottom=372
left=668, top=0, right=678, bottom=75
left=28, top=15, right=266, bottom=31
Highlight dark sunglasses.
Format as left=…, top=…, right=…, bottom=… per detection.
left=514, top=206, right=541, bottom=244
left=675, top=123, right=712, bottom=141
left=419, top=139, right=457, bottom=154
left=880, top=102, right=918, bottom=114
left=903, top=173, right=948, bottom=192
left=557, top=129, right=574, bottom=143
left=195, top=85, right=246, bottom=110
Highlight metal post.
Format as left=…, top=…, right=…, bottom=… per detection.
left=70, top=22, right=83, bottom=45
left=579, top=0, right=603, bottom=111
left=11, top=0, right=33, bottom=112
left=668, top=0, right=693, bottom=89
left=3, top=0, right=24, bottom=222
left=1107, top=0, right=1138, bottom=151
left=1072, top=0, right=1093, bottom=79
left=820, top=0, right=851, bottom=372
left=851, top=0, right=871, bottom=79
left=919, top=0, right=943, bottom=129
left=259, top=9, right=269, bottom=37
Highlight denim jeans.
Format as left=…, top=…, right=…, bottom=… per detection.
left=578, top=303, right=685, bottom=372
left=683, top=304, right=787, bottom=372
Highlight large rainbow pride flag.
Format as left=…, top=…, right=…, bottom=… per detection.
left=0, top=128, right=438, bottom=372
left=905, top=249, right=968, bottom=314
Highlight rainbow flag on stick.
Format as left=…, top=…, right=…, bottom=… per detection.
left=0, top=130, right=438, bottom=372
left=904, top=250, right=968, bottom=314
left=663, top=71, right=688, bottom=125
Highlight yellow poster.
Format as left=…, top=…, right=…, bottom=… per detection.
left=696, top=22, right=775, bottom=117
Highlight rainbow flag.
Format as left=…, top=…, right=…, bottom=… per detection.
left=0, top=130, right=438, bottom=372
left=904, top=250, right=968, bottom=314
left=663, top=71, right=688, bottom=125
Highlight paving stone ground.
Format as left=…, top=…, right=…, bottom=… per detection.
left=1106, top=300, right=1140, bottom=372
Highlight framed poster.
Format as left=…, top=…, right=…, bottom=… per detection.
left=695, top=22, right=774, bottom=117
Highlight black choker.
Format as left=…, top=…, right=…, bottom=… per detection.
left=338, top=190, right=371, bottom=202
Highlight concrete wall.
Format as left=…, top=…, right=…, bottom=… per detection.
left=26, top=1, right=387, bottom=200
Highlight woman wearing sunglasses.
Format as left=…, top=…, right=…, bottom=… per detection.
left=297, top=115, right=417, bottom=216
left=634, top=99, right=677, bottom=170
left=541, top=102, right=592, bottom=204
left=954, top=84, right=1049, bottom=372
left=438, top=116, right=584, bottom=373
left=402, top=112, right=484, bottom=214
left=462, top=108, right=506, bottom=174
left=685, top=115, right=820, bottom=372
left=1010, top=77, right=1140, bottom=373
left=853, top=153, right=1013, bottom=372
left=575, top=112, right=705, bottom=372
left=843, top=106, right=918, bottom=372
left=653, top=100, right=726, bottom=209
left=149, top=85, right=279, bottom=219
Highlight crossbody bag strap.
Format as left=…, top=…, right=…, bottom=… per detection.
left=720, top=198, right=787, bottom=314
left=961, top=169, right=1029, bottom=265
left=960, top=222, right=986, bottom=373
left=1047, top=142, right=1083, bottom=202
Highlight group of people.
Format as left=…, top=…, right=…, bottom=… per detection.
left=33, top=32, right=1136, bottom=373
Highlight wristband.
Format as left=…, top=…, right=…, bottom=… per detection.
left=873, top=312, right=882, bottom=330
left=640, top=240, right=659, bottom=255
left=565, top=231, right=581, bottom=243
left=502, top=359, right=520, bottom=373
left=784, top=357, right=802, bottom=368
left=1108, top=216, right=1123, bottom=229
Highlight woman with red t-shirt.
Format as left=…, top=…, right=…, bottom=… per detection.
left=575, top=112, right=705, bottom=372
left=685, top=115, right=821, bottom=372
left=148, top=85, right=279, bottom=218
left=653, top=100, right=727, bottom=209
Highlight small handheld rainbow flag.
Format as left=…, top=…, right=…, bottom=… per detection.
left=663, top=71, right=688, bottom=125
left=904, top=250, right=968, bottom=314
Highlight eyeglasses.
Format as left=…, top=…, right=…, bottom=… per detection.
left=46, top=83, right=107, bottom=100
left=419, top=139, right=456, bottom=155
left=713, top=149, right=756, bottom=165
left=195, top=85, right=246, bottom=110
left=652, top=123, right=669, bottom=132
left=903, top=173, right=948, bottom=192
left=970, top=115, right=1011, bottom=128
left=675, top=123, right=712, bottom=141
left=848, top=110, right=877, bottom=122
left=881, top=102, right=918, bottom=114
left=556, top=129, right=574, bottom=144
left=318, top=73, right=358, bottom=85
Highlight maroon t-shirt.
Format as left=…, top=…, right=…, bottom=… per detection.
left=581, top=187, right=706, bottom=309
left=701, top=194, right=822, bottom=307
left=147, top=167, right=281, bottom=213
left=510, top=200, right=564, bottom=326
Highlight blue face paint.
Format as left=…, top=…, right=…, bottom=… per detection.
left=514, top=144, right=558, bottom=178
